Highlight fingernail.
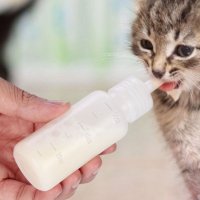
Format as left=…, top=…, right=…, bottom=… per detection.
left=92, top=169, right=99, bottom=176
left=71, top=178, right=81, bottom=189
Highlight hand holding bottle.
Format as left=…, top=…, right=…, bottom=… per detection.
left=0, top=78, right=116, bottom=200
left=14, top=76, right=156, bottom=192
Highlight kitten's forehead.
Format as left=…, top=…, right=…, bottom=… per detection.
left=141, top=0, right=198, bottom=35
left=165, top=31, right=179, bottom=57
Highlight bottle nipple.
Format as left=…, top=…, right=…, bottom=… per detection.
left=108, top=77, right=159, bottom=123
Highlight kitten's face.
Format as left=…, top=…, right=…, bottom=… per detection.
left=132, top=0, right=200, bottom=100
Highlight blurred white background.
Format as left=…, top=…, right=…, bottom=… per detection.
left=4, top=0, right=190, bottom=199
left=7, top=0, right=139, bottom=98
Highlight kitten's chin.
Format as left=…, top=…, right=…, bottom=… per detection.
left=159, top=81, right=182, bottom=102
left=166, top=89, right=182, bottom=102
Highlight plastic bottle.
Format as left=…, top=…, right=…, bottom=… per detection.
left=13, top=76, right=158, bottom=191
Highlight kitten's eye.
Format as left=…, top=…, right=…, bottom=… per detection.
left=140, top=39, right=153, bottom=51
left=175, top=45, right=194, bottom=57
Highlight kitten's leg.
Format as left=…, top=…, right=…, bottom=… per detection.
left=182, top=169, right=200, bottom=200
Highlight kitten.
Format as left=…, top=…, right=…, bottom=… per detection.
left=132, top=0, right=200, bottom=199
left=0, top=0, right=35, bottom=80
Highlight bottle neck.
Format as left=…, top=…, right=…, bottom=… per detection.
left=108, top=77, right=154, bottom=123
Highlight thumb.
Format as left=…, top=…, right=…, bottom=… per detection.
left=0, top=78, right=70, bottom=122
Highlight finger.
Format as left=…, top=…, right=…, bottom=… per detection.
left=34, top=122, right=46, bottom=130
left=0, top=78, right=70, bottom=122
left=100, top=144, right=117, bottom=155
left=80, top=156, right=102, bottom=184
left=55, top=170, right=82, bottom=200
left=0, top=163, right=15, bottom=181
left=0, top=179, right=62, bottom=200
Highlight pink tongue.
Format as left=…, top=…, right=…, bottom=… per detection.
left=160, top=82, right=177, bottom=91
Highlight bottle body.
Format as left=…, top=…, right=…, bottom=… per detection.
left=14, top=91, right=128, bottom=191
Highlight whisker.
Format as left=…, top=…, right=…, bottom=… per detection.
left=182, top=72, right=200, bottom=91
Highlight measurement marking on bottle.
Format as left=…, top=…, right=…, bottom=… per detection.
left=113, top=113, right=121, bottom=124
left=50, top=142, right=57, bottom=152
left=104, top=103, right=121, bottom=124
left=78, top=122, right=93, bottom=144
left=78, top=122, right=87, bottom=131
left=56, top=152, right=64, bottom=164
left=37, top=150, right=44, bottom=157
left=85, top=132, right=93, bottom=144
left=91, top=112, right=99, bottom=119
left=104, top=103, right=113, bottom=112
left=64, top=131, right=72, bottom=139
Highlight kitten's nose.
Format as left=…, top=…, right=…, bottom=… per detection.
left=152, top=70, right=165, bottom=79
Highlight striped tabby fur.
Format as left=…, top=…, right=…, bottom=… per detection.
left=132, top=1, right=200, bottom=199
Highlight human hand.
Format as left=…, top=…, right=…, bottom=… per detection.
left=0, top=78, right=117, bottom=200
